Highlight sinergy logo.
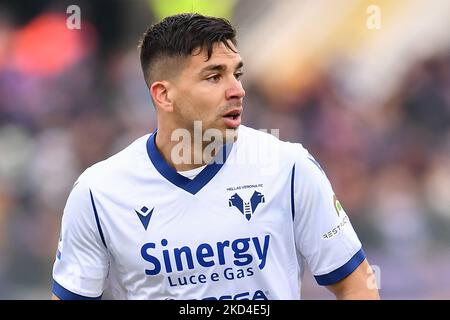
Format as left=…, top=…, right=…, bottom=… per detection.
left=140, top=235, right=270, bottom=287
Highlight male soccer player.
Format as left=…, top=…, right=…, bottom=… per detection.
left=52, top=13, right=380, bottom=300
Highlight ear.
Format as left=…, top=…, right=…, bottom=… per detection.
left=150, top=81, right=173, bottom=112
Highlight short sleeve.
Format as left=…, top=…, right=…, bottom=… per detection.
left=292, top=147, right=365, bottom=286
left=52, top=173, right=109, bottom=299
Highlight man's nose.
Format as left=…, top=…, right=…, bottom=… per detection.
left=225, top=77, right=246, bottom=101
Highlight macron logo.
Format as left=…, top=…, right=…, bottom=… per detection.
left=135, top=206, right=154, bottom=230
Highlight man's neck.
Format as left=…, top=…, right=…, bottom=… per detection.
left=155, top=127, right=221, bottom=172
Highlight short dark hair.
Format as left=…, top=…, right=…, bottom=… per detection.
left=139, top=13, right=237, bottom=87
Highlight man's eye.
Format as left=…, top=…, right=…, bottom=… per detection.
left=235, top=72, right=244, bottom=80
left=206, top=75, right=221, bottom=82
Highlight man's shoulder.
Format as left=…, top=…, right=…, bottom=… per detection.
left=77, top=134, right=151, bottom=187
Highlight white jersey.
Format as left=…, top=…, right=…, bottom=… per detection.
left=52, top=125, right=365, bottom=300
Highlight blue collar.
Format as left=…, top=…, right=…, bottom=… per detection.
left=146, top=131, right=234, bottom=195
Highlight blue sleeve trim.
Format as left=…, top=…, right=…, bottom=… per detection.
left=52, top=280, right=102, bottom=300
left=89, top=190, right=107, bottom=249
left=314, top=248, right=366, bottom=286
left=290, top=164, right=296, bottom=221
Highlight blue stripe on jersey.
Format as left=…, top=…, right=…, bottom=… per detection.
left=146, top=132, right=233, bottom=195
left=314, top=248, right=366, bottom=285
left=307, top=155, right=325, bottom=175
left=290, top=164, right=296, bottom=221
left=89, top=190, right=107, bottom=248
left=52, top=280, right=102, bottom=300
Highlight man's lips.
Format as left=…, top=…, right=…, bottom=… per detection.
left=222, top=108, right=242, bottom=128
left=222, top=108, right=242, bottom=119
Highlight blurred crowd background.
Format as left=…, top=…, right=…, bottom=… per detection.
left=0, top=0, right=449, bottom=299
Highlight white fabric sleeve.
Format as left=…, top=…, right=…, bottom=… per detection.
left=292, top=146, right=365, bottom=285
left=52, top=173, right=109, bottom=299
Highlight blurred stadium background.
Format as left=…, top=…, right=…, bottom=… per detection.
left=0, top=0, right=450, bottom=299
